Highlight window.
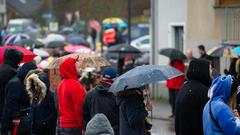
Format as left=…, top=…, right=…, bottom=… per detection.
left=140, top=38, right=150, bottom=44
left=220, top=0, right=240, bottom=6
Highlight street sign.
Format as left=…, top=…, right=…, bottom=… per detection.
left=49, top=22, right=59, bottom=32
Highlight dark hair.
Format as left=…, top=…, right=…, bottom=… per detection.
left=198, top=45, right=205, bottom=51
left=4, top=48, right=24, bottom=68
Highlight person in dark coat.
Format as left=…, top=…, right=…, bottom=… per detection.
left=1, top=62, right=37, bottom=135
left=25, top=70, right=57, bottom=135
left=116, top=87, right=148, bottom=135
left=198, top=45, right=213, bottom=61
left=175, top=59, right=212, bottom=135
left=83, top=67, right=119, bottom=135
left=0, top=48, right=23, bottom=122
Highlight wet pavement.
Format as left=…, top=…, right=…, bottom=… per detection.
left=150, top=100, right=175, bottom=135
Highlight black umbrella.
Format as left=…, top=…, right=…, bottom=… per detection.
left=106, top=44, right=142, bottom=59
left=15, top=39, right=44, bottom=49
left=159, top=48, right=186, bottom=60
left=45, top=41, right=67, bottom=48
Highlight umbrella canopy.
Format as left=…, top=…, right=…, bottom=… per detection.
left=45, top=41, right=67, bottom=48
left=109, top=65, right=183, bottom=93
left=66, top=35, right=87, bottom=45
left=48, top=53, right=110, bottom=69
left=4, top=33, right=30, bottom=45
left=106, top=44, right=142, bottom=59
left=33, top=49, right=49, bottom=58
left=0, top=46, right=37, bottom=64
left=65, top=45, right=92, bottom=54
left=102, top=17, right=127, bottom=29
left=15, top=39, right=45, bottom=49
left=159, top=48, right=186, bottom=60
left=207, top=45, right=235, bottom=57
left=43, top=33, right=65, bottom=45
left=232, top=46, right=240, bottom=56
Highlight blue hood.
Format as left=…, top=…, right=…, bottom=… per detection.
left=209, top=75, right=232, bottom=103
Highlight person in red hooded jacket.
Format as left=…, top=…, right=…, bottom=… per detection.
left=166, top=59, right=185, bottom=118
left=58, top=57, right=86, bottom=135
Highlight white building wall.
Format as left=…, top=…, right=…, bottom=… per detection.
left=0, top=0, right=7, bottom=27
left=151, top=0, right=187, bottom=99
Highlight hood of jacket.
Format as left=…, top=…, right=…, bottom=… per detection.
left=85, top=113, right=114, bottom=135
left=25, top=70, right=49, bottom=104
left=4, top=48, right=23, bottom=68
left=208, top=75, right=232, bottom=103
left=17, top=62, right=37, bottom=81
left=187, top=59, right=211, bottom=87
left=59, top=57, right=78, bottom=80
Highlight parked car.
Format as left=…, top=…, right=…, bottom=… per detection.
left=131, top=35, right=150, bottom=53
left=6, top=18, right=40, bottom=38
left=122, top=24, right=150, bottom=42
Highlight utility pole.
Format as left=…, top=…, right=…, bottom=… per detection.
left=128, top=0, right=131, bottom=45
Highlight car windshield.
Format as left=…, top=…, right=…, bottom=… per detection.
left=7, top=24, right=23, bottom=33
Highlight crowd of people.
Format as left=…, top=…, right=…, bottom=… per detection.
left=1, top=42, right=240, bottom=135
left=171, top=45, right=240, bottom=135
left=0, top=47, right=152, bottom=135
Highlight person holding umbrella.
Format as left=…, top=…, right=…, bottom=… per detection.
left=116, top=86, right=150, bottom=135
left=110, top=65, right=183, bottom=135
left=166, top=59, right=185, bottom=118
left=159, top=48, right=186, bottom=118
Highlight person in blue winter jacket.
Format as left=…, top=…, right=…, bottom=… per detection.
left=203, top=75, right=240, bottom=135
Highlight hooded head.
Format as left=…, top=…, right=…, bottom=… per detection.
left=4, top=48, right=24, bottom=68
left=25, top=70, right=49, bottom=104
left=208, top=75, right=238, bottom=103
left=59, top=57, right=78, bottom=80
left=85, top=113, right=114, bottom=135
left=187, top=59, right=211, bottom=87
left=17, top=62, right=37, bottom=81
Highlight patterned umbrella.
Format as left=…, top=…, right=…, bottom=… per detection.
left=102, top=17, right=127, bottom=29
left=48, top=52, right=110, bottom=69
left=64, top=45, right=92, bottom=54
left=4, top=33, right=30, bottom=45
left=15, top=39, right=45, bottom=49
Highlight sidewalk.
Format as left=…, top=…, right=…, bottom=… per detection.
left=150, top=99, right=175, bottom=135
left=151, top=99, right=172, bottom=120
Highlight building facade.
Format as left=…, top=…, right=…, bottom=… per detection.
left=151, top=0, right=240, bottom=99
left=0, top=0, right=7, bottom=28
left=151, top=0, right=187, bottom=99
